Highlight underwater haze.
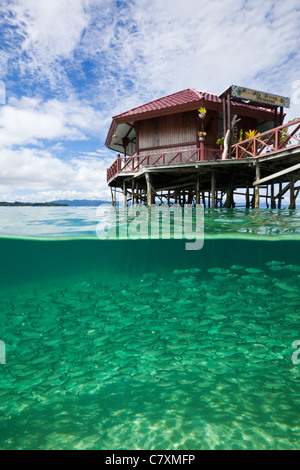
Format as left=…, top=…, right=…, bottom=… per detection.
left=0, top=207, right=299, bottom=450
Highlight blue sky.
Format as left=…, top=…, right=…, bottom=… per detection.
left=0, top=0, right=299, bottom=202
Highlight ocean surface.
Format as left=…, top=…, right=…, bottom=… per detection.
left=0, top=206, right=299, bottom=450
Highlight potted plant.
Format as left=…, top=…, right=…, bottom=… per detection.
left=197, top=130, right=207, bottom=141
left=198, top=107, right=207, bottom=119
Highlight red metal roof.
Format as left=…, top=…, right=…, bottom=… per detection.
left=112, top=88, right=274, bottom=123
left=113, top=89, right=218, bottom=120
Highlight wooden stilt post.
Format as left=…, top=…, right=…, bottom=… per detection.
left=271, top=183, right=276, bottom=209
left=289, top=176, right=296, bottom=209
left=131, top=179, right=135, bottom=206
left=225, top=181, right=233, bottom=208
left=211, top=171, right=216, bottom=208
left=187, top=189, right=193, bottom=205
left=254, top=163, right=260, bottom=209
left=123, top=181, right=127, bottom=207
left=246, top=184, right=250, bottom=208
left=278, top=182, right=282, bottom=209
left=202, top=192, right=206, bottom=207
left=231, top=189, right=235, bottom=208
left=110, top=187, right=115, bottom=206
left=145, top=172, right=153, bottom=207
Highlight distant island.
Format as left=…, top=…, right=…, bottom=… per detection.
left=0, top=199, right=113, bottom=207
left=0, top=202, right=69, bottom=207
left=52, top=199, right=112, bottom=206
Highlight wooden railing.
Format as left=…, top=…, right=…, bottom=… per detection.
left=230, top=117, right=300, bottom=159
left=107, top=118, right=300, bottom=182
left=107, top=144, right=222, bottom=181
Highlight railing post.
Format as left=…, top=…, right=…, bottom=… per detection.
left=117, top=154, right=121, bottom=172
left=200, top=141, right=205, bottom=161
left=253, top=137, right=257, bottom=157
left=275, top=128, right=279, bottom=151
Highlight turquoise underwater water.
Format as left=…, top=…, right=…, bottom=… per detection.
left=0, top=207, right=299, bottom=450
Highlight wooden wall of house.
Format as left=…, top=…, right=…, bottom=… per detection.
left=138, top=111, right=198, bottom=154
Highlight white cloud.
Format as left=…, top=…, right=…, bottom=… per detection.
left=129, top=0, right=300, bottom=96
left=3, top=0, right=90, bottom=89
left=65, top=0, right=300, bottom=121
left=0, top=96, right=107, bottom=147
left=3, top=0, right=300, bottom=111
left=0, top=146, right=114, bottom=200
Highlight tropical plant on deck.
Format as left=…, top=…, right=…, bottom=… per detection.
left=231, top=128, right=244, bottom=145
left=245, top=129, right=260, bottom=140
left=217, top=137, right=224, bottom=147
left=279, top=127, right=288, bottom=147
left=244, top=129, right=260, bottom=156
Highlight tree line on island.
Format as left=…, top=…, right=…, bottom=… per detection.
left=0, top=200, right=112, bottom=207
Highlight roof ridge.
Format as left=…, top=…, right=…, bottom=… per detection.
left=195, top=88, right=218, bottom=97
